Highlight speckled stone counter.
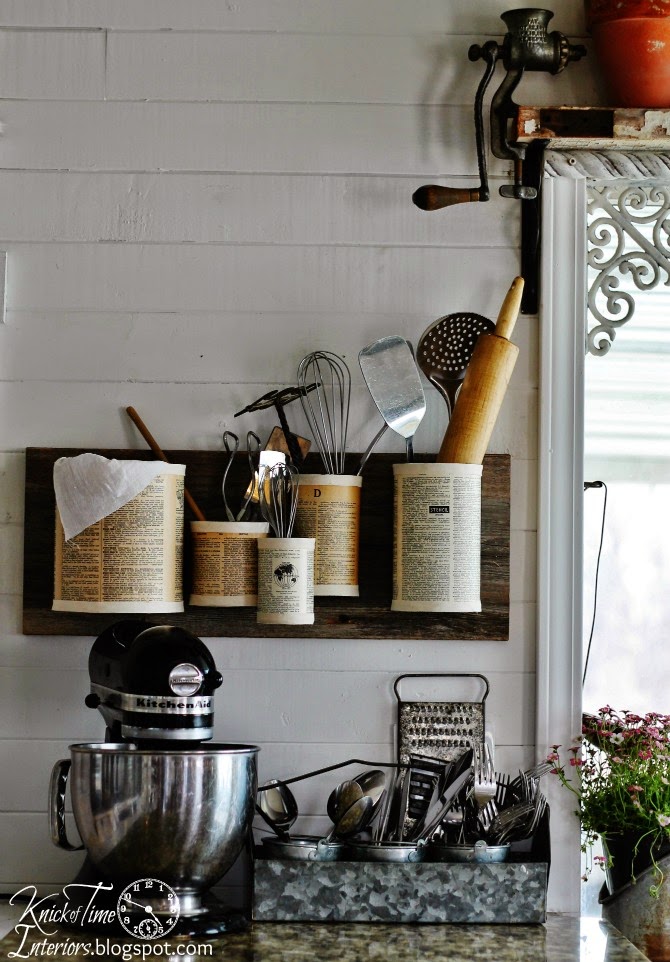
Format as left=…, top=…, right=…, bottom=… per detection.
left=0, top=914, right=651, bottom=961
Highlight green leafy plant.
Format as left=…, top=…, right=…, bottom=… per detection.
left=548, top=706, right=670, bottom=893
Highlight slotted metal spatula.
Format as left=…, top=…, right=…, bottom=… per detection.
left=416, top=312, right=495, bottom=419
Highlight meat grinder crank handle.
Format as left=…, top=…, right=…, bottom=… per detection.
left=49, top=758, right=85, bottom=851
left=413, top=41, right=498, bottom=212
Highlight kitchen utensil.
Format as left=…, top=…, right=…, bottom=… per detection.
left=473, top=742, right=497, bottom=810
left=394, top=673, right=489, bottom=766
left=235, top=385, right=315, bottom=469
left=356, top=423, right=388, bottom=476
left=222, top=430, right=262, bottom=522
left=125, top=405, right=206, bottom=520
left=51, top=741, right=258, bottom=926
left=237, top=430, right=262, bottom=521
left=416, top=768, right=474, bottom=843
left=375, top=768, right=403, bottom=842
left=359, top=335, right=426, bottom=462
left=258, top=461, right=299, bottom=537
left=264, top=425, right=311, bottom=465
left=49, top=620, right=256, bottom=936
left=257, top=779, right=299, bottom=839
left=221, top=431, right=240, bottom=522
left=352, top=769, right=387, bottom=809
left=437, top=276, right=523, bottom=464
left=297, top=350, right=351, bottom=475
left=416, top=313, right=494, bottom=422
left=327, top=779, right=363, bottom=824
left=327, top=793, right=375, bottom=840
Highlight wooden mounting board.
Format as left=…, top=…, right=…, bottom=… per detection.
left=23, top=448, right=510, bottom=640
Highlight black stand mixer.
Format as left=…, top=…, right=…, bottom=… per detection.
left=49, top=620, right=259, bottom=939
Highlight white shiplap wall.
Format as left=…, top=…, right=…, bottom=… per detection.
left=0, top=0, right=602, bottom=905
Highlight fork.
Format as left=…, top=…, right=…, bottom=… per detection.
left=473, top=743, right=497, bottom=810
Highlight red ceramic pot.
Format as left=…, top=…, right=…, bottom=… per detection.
left=585, top=0, right=670, bottom=106
left=586, top=0, right=670, bottom=27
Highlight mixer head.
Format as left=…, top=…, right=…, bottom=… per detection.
left=85, top=620, right=223, bottom=742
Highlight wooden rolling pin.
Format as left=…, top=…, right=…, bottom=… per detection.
left=437, top=276, right=523, bottom=465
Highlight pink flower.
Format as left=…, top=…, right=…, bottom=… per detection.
left=658, top=814, right=670, bottom=828
left=594, top=855, right=607, bottom=864
left=546, top=752, right=560, bottom=763
left=628, top=785, right=644, bottom=793
left=569, top=758, right=583, bottom=767
left=639, top=750, right=652, bottom=760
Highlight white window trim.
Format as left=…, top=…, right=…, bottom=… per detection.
left=537, top=173, right=587, bottom=913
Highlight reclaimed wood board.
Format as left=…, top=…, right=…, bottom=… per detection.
left=22, top=448, right=510, bottom=640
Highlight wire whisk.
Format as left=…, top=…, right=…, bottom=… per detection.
left=258, top=462, right=299, bottom=538
left=297, top=350, right=351, bottom=475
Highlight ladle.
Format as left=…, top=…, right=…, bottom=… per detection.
left=358, top=335, right=426, bottom=462
left=256, top=779, right=298, bottom=839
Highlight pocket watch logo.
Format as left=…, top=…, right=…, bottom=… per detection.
left=273, top=562, right=299, bottom=588
left=117, top=878, right=180, bottom=940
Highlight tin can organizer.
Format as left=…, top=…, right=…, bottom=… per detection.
left=294, top=474, right=361, bottom=597
left=189, top=520, right=269, bottom=607
left=392, top=463, right=482, bottom=613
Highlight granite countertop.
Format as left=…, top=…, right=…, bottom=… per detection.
left=0, top=911, right=650, bottom=962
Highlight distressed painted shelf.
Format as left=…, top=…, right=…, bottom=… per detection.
left=22, top=448, right=510, bottom=640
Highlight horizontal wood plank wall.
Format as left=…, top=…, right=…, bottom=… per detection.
left=0, top=0, right=600, bottom=896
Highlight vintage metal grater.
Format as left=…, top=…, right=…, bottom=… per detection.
left=394, top=673, right=490, bottom=766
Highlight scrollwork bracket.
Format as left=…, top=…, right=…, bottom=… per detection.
left=586, top=182, right=670, bottom=356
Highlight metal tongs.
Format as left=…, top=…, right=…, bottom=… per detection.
left=222, top=430, right=261, bottom=521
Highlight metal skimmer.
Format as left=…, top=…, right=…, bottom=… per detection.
left=416, top=312, right=494, bottom=420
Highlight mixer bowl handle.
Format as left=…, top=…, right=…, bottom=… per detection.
left=49, top=759, right=84, bottom=851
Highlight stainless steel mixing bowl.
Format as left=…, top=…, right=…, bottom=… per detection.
left=49, top=742, right=259, bottom=916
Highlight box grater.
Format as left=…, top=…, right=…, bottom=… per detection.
left=394, top=673, right=489, bottom=766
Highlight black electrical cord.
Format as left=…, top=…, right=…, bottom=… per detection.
left=582, top=481, right=608, bottom=687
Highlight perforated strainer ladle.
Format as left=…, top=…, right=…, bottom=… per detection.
left=416, top=312, right=495, bottom=420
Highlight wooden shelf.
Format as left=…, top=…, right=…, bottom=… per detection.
left=23, top=448, right=510, bottom=641
left=515, top=105, right=670, bottom=148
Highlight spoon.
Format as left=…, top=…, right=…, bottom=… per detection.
left=257, top=779, right=298, bottom=839
left=330, top=794, right=375, bottom=840
left=327, top=779, right=363, bottom=824
left=352, top=769, right=387, bottom=810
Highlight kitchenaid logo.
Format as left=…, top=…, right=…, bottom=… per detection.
left=135, top=696, right=211, bottom=710
left=9, top=885, right=212, bottom=960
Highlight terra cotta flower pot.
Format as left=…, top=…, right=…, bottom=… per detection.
left=585, top=0, right=670, bottom=107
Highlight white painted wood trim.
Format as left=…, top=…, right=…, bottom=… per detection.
left=537, top=174, right=587, bottom=913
